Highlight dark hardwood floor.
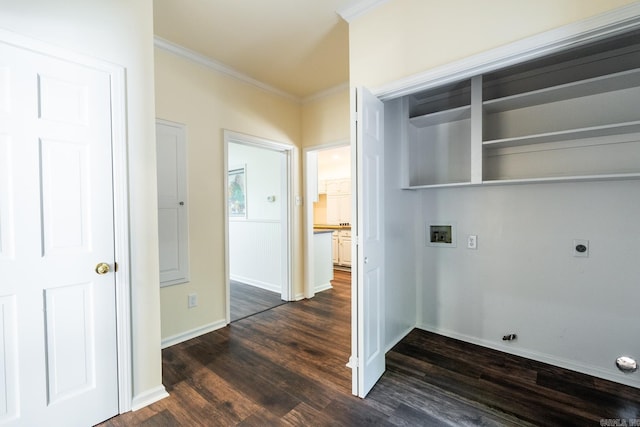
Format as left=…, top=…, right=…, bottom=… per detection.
left=230, top=280, right=286, bottom=322
left=100, top=270, right=640, bottom=426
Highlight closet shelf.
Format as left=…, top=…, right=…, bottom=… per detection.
left=403, top=181, right=474, bottom=190
left=401, top=32, right=640, bottom=189
left=483, top=121, right=640, bottom=149
left=409, top=105, right=470, bottom=128
left=483, top=68, right=640, bottom=113
left=482, top=172, right=640, bottom=186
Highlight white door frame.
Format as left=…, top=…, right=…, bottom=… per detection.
left=0, top=29, right=132, bottom=412
left=223, top=130, right=294, bottom=323
left=302, top=140, right=349, bottom=299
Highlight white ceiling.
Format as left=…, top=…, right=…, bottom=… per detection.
left=153, top=0, right=354, bottom=99
left=318, top=145, right=351, bottom=180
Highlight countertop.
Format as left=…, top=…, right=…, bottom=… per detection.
left=313, top=224, right=351, bottom=230
left=313, top=229, right=335, bottom=235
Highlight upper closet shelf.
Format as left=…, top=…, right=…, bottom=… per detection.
left=483, top=68, right=640, bottom=113
left=483, top=121, right=640, bottom=149
left=402, top=181, right=475, bottom=190
left=409, top=105, right=470, bottom=128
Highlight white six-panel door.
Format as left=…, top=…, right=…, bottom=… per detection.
left=0, top=41, right=118, bottom=426
left=354, top=87, right=386, bottom=397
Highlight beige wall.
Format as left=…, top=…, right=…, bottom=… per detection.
left=349, top=0, right=638, bottom=88
left=154, top=48, right=304, bottom=340
left=302, top=88, right=351, bottom=147
left=0, top=0, right=162, bottom=405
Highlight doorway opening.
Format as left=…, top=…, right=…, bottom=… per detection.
left=303, top=142, right=351, bottom=299
left=223, top=130, right=293, bottom=324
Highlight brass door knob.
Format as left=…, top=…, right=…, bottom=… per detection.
left=95, top=263, right=110, bottom=275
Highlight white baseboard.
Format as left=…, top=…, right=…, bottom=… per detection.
left=161, top=319, right=227, bottom=349
left=131, top=385, right=169, bottom=411
left=385, top=325, right=414, bottom=353
left=416, top=323, right=639, bottom=390
left=231, top=274, right=280, bottom=294
left=294, top=292, right=305, bottom=301
left=314, top=283, right=333, bottom=293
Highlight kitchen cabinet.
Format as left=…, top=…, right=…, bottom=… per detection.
left=318, top=179, right=327, bottom=195
left=326, top=194, right=351, bottom=225
left=339, top=230, right=351, bottom=267
left=333, top=230, right=351, bottom=267
left=325, top=178, right=350, bottom=195
left=325, top=178, right=351, bottom=225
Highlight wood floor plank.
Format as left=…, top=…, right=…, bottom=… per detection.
left=230, top=281, right=285, bottom=322
left=280, top=402, right=339, bottom=427
left=100, top=270, right=640, bottom=426
left=387, top=403, right=452, bottom=427
left=185, top=368, right=262, bottom=424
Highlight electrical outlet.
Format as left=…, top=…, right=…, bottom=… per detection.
left=573, top=239, right=589, bottom=257
left=188, top=293, right=198, bottom=308
left=467, top=235, right=477, bottom=249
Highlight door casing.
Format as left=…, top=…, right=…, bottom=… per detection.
left=223, top=130, right=295, bottom=323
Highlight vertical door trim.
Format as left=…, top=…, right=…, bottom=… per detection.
left=110, top=61, right=133, bottom=414
left=0, top=28, right=132, bottom=413
left=350, top=87, right=359, bottom=396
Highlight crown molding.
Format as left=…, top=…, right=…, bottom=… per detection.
left=373, top=2, right=640, bottom=100
left=154, top=36, right=300, bottom=103
left=337, top=0, right=392, bottom=23
left=302, top=82, right=350, bottom=104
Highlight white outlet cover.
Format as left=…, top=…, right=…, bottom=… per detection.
left=188, top=293, right=198, bottom=308
left=467, top=235, right=477, bottom=249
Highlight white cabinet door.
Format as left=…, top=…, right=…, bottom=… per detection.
left=326, top=178, right=351, bottom=195
left=156, top=120, right=190, bottom=286
left=340, top=235, right=352, bottom=267
left=0, top=41, right=118, bottom=426
left=327, top=194, right=351, bottom=225
left=318, top=179, right=327, bottom=195
left=327, top=195, right=340, bottom=225
left=339, top=195, right=351, bottom=224
left=338, top=178, right=351, bottom=194
left=332, top=232, right=339, bottom=264
left=325, top=179, right=340, bottom=195
left=354, top=87, right=385, bottom=398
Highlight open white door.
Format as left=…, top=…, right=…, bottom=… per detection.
left=352, top=87, right=385, bottom=397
